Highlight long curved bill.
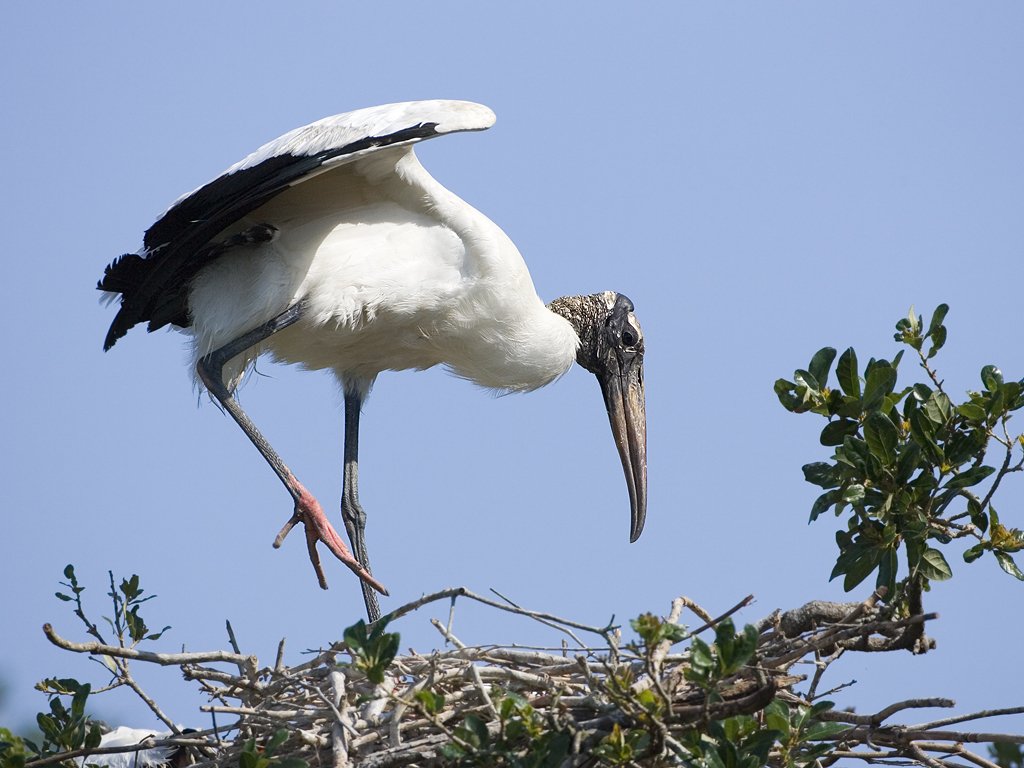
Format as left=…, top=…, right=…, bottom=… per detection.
left=599, top=362, right=648, bottom=542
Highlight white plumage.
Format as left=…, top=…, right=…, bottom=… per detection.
left=188, top=133, right=578, bottom=394
left=101, top=100, right=647, bottom=622
left=79, top=727, right=176, bottom=768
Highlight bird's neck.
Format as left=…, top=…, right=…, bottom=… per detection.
left=547, top=292, right=617, bottom=372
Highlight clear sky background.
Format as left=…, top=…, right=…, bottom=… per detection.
left=2, top=2, right=1022, bottom=739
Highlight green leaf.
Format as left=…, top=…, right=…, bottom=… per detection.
left=923, top=391, right=953, bottom=424
left=895, top=442, right=922, bottom=483
left=963, top=543, right=986, bottom=563
left=995, top=551, right=1024, bottom=580
left=463, top=714, right=489, bottom=746
left=842, top=484, right=865, bottom=504
left=843, top=549, right=880, bottom=591
left=945, top=465, right=995, bottom=489
left=120, top=574, right=141, bottom=601
left=957, top=403, right=987, bottom=421
left=838, top=435, right=873, bottom=473
left=415, top=690, right=444, bottom=715
left=764, top=699, right=790, bottom=737
left=926, top=324, right=947, bottom=358
left=808, top=348, right=837, bottom=390
left=820, top=419, right=859, bottom=447
left=836, top=347, right=860, bottom=398
left=927, top=303, right=949, bottom=337
left=688, top=637, right=714, bottom=676
left=862, top=365, right=897, bottom=412
left=864, top=412, right=899, bottom=466
left=803, top=462, right=840, bottom=489
left=809, top=490, right=840, bottom=522
left=912, top=383, right=933, bottom=402
left=945, top=428, right=988, bottom=467
left=794, top=369, right=821, bottom=392
left=895, top=311, right=922, bottom=349
left=876, top=546, right=898, bottom=594
left=918, top=548, right=953, bottom=581
left=909, top=409, right=943, bottom=463
left=774, top=378, right=803, bottom=412
left=802, top=721, right=851, bottom=741
left=968, top=499, right=989, bottom=533
left=832, top=543, right=881, bottom=591
left=267, top=730, right=289, bottom=752
left=999, top=381, right=1023, bottom=415
left=981, top=365, right=1004, bottom=391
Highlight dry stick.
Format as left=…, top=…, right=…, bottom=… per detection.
left=916, top=743, right=1003, bottom=768
left=387, top=665, right=437, bottom=748
left=677, top=596, right=715, bottom=627
left=823, top=749, right=902, bottom=765
left=225, top=620, right=242, bottom=655
left=430, top=618, right=466, bottom=649
left=113, top=657, right=181, bottom=737
left=329, top=671, right=351, bottom=768
left=43, top=625, right=192, bottom=743
left=766, top=612, right=935, bottom=668
left=468, top=664, right=498, bottom=719
left=815, top=698, right=955, bottom=726
left=804, top=646, right=832, bottom=701
left=381, top=587, right=613, bottom=644
left=274, top=638, right=287, bottom=674
left=908, top=743, right=953, bottom=768
left=489, top=587, right=590, bottom=646
left=688, top=594, right=756, bottom=636
left=201, top=706, right=306, bottom=719
left=445, top=593, right=458, bottom=644
left=908, top=705, right=1024, bottom=731
left=822, top=727, right=1024, bottom=746
left=43, top=624, right=256, bottom=668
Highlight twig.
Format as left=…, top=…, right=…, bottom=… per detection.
left=381, top=587, right=614, bottom=645
left=817, top=698, right=955, bottom=726
left=330, top=670, right=351, bottom=768
left=43, top=624, right=255, bottom=667
left=908, top=705, right=1024, bottom=731
left=690, top=594, right=756, bottom=635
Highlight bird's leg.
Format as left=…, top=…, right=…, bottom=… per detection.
left=340, top=389, right=381, bottom=622
left=196, top=303, right=388, bottom=596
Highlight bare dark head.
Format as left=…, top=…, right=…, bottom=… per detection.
left=549, top=292, right=648, bottom=542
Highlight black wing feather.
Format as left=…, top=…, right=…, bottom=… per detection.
left=100, top=123, right=439, bottom=351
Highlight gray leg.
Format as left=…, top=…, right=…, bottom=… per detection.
left=196, top=303, right=387, bottom=598
left=340, top=390, right=381, bottom=622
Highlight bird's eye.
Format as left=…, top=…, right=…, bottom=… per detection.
left=621, top=328, right=637, bottom=347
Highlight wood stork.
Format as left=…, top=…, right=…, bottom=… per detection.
left=100, top=100, right=647, bottom=621
left=80, top=727, right=182, bottom=768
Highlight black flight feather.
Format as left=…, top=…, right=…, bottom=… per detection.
left=100, top=122, right=440, bottom=351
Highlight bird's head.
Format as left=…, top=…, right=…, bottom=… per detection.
left=549, top=291, right=648, bottom=542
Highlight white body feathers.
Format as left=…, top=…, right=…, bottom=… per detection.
left=79, top=727, right=176, bottom=768
left=185, top=103, right=579, bottom=396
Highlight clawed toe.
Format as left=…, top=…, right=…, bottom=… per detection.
left=274, top=479, right=388, bottom=595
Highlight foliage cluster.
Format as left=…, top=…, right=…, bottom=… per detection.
left=775, top=305, right=1024, bottom=605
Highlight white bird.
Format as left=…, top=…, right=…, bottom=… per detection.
left=100, top=100, right=647, bottom=621
left=79, top=727, right=179, bottom=768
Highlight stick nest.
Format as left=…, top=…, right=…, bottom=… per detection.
left=41, top=586, right=1023, bottom=768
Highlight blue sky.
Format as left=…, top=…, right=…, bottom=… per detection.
left=2, top=2, right=1022, bottom=737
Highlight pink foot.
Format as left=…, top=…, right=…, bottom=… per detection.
left=274, top=476, right=389, bottom=595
